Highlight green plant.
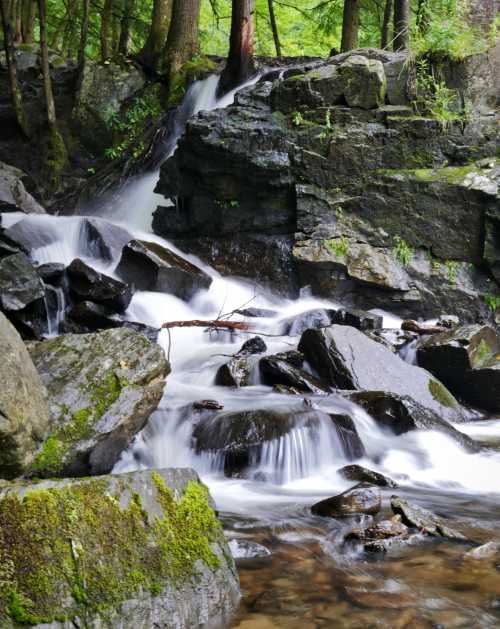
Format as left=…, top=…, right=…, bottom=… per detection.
left=327, top=236, right=349, bottom=258
left=335, top=205, right=344, bottom=219
left=445, top=260, right=459, bottom=284
left=483, top=293, right=500, bottom=314
left=318, top=108, right=333, bottom=139
left=392, top=236, right=413, bottom=267
left=292, top=111, right=305, bottom=126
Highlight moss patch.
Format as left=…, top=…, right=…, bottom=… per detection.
left=0, top=474, right=223, bottom=626
left=428, top=379, right=457, bottom=408
left=471, top=339, right=493, bottom=368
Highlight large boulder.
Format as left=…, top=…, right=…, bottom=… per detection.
left=0, top=312, right=51, bottom=479
left=311, top=485, right=382, bottom=517
left=0, top=161, right=45, bottom=214
left=0, top=468, right=240, bottom=628
left=215, top=337, right=266, bottom=387
left=338, top=55, right=386, bottom=109
left=0, top=252, right=44, bottom=311
left=27, top=328, right=169, bottom=477
left=416, top=324, right=500, bottom=412
left=298, top=325, right=465, bottom=423
left=116, top=239, right=212, bottom=301
left=67, top=258, right=133, bottom=313
left=259, top=351, right=329, bottom=394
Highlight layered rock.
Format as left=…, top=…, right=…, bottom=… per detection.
left=0, top=468, right=240, bottom=628
left=27, top=327, right=169, bottom=477
left=0, top=161, right=45, bottom=213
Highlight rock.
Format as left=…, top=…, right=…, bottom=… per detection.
left=345, top=517, right=409, bottom=552
left=239, top=336, right=267, bottom=355
left=36, top=262, right=66, bottom=285
left=0, top=161, right=45, bottom=214
left=0, top=312, right=51, bottom=479
left=80, top=218, right=133, bottom=262
left=416, top=324, right=500, bottom=412
left=0, top=468, right=240, bottom=628
left=390, top=496, right=466, bottom=540
left=236, top=307, right=278, bottom=318
left=228, top=539, right=271, bottom=559
left=67, top=258, right=133, bottom=312
left=0, top=227, right=25, bottom=258
left=311, top=486, right=382, bottom=517
left=338, top=464, right=397, bottom=487
left=464, top=541, right=500, bottom=560
left=193, top=400, right=224, bottom=411
left=298, top=325, right=465, bottom=423
left=215, top=337, right=267, bottom=387
left=338, top=55, right=386, bottom=109
left=348, top=391, right=479, bottom=452
left=66, top=300, right=118, bottom=331
left=27, top=328, right=169, bottom=477
left=276, top=308, right=334, bottom=336
left=4, top=216, right=58, bottom=251
left=0, top=252, right=45, bottom=311
left=332, top=308, right=383, bottom=331
left=329, top=413, right=366, bottom=459
left=259, top=351, right=329, bottom=394
left=437, top=314, right=460, bottom=329
left=116, top=239, right=212, bottom=300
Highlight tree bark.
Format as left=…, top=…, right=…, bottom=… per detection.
left=13, top=0, right=22, bottom=42
left=38, top=0, right=57, bottom=127
left=162, top=320, right=250, bottom=331
left=162, top=0, right=201, bottom=80
left=218, top=0, right=256, bottom=97
left=381, top=0, right=393, bottom=49
left=267, top=0, right=281, bottom=57
left=21, top=0, right=35, bottom=42
left=341, top=0, right=359, bottom=52
left=393, top=0, right=410, bottom=51
left=138, top=0, right=172, bottom=68
left=100, top=0, right=113, bottom=61
left=118, top=0, right=134, bottom=55
left=76, top=0, right=89, bottom=92
left=0, top=0, right=30, bottom=136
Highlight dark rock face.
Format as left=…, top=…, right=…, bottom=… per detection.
left=311, top=486, right=382, bottom=517
left=391, top=496, right=466, bottom=540
left=338, top=464, right=397, bottom=488
left=417, top=324, right=500, bottom=412
left=80, top=218, right=133, bottom=262
left=331, top=308, right=383, bottom=331
left=259, top=351, right=329, bottom=394
left=215, top=337, right=267, bottom=387
left=155, top=49, right=499, bottom=318
left=349, top=391, right=479, bottom=452
left=67, top=258, right=133, bottom=313
left=0, top=252, right=45, bottom=311
left=116, top=239, right=212, bottom=301
left=298, top=324, right=465, bottom=423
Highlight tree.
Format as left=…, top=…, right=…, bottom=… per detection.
left=393, top=0, right=410, bottom=50
left=267, top=0, right=281, bottom=57
left=118, top=0, right=135, bottom=56
left=218, top=0, right=256, bottom=97
left=76, top=0, right=90, bottom=92
left=341, top=0, right=359, bottom=52
left=0, top=0, right=30, bottom=136
left=138, top=0, right=172, bottom=68
left=100, top=0, right=114, bottom=61
left=381, top=0, right=393, bottom=48
left=162, top=0, right=201, bottom=81
left=21, top=0, right=36, bottom=43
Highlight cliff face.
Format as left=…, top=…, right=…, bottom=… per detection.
left=154, top=48, right=499, bottom=321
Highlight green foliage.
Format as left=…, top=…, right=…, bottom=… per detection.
left=292, top=111, right=305, bottom=126
left=445, top=260, right=459, bottom=284
left=318, top=108, right=333, bottom=140
left=327, top=236, right=349, bottom=258
left=483, top=293, right=500, bottom=314
left=392, top=236, right=413, bottom=267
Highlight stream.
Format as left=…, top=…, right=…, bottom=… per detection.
left=2, top=75, right=500, bottom=628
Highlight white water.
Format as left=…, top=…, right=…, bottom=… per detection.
left=3, top=74, right=500, bottom=517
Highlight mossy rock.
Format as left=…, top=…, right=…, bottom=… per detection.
left=0, top=468, right=240, bottom=628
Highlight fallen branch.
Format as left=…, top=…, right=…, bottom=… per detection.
left=401, top=320, right=446, bottom=335
left=162, top=320, right=251, bottom=331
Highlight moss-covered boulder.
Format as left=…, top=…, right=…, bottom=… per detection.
left=0, top=468, right=240, bottom=628
left=338, top=55, right=386, bottom=109
left=27, top=328, right=169, bottom=478
left=0, top=312, right=51, bottom=479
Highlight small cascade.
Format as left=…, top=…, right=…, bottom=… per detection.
left=399, top=338, right=418, bottom=365
left=43, top=285, right=66, bottom=337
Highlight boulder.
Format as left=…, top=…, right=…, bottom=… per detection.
left=0, top=161, right=45, bottom=214
left=228, top=539, right=271, bottom=559
left=390, top=496, right=466, bottom=540
left=0, top=228, right=25, bottom=258
left=298, top=325, right=465, bottom=423
left=417, top=324, right=500, bottom=411
left=4, top=217, right=58, bottom=251
left=331, top=307, right=383, bottom=331
left=0, top=468, right=240, bottom=628
left=66, top=300, right=118, bottom=331
left=27, top=327, right=169, bottom=477
left=338, top=55, right=386, bottom=109
left=329, top=413, right=366, bottom=460
left=80, top=218, right=134, bottom=262
left=36, top=262, right=66, bottom=285
left=311, top=485, right=382, bottom=517
left=276, top=308, right=334, bottom=336
left=0, top=252, right=45, bottom=311
left=259, top=351, right=329, bottom=394
left=344, top=516, right=409, bottom=552
left=215, top=336, right=267, bottom=387
left=116, top=239, right=212, bottom=301
left=348, top=391, right=479, bottom=452
left=67, top=258, right=133, bottom=312
left=338, top=464, right=397, bottom=487
left=238, top=336, right=267, bottom=355
left=0, top=312, right=51, bottom=479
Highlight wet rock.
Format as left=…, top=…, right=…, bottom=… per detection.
left=416, top=324, right=500, bottom=412
left=260, top=351, right=329, bottom=394
left=215, top=337, right=267, bottom=387
left=239, top=336, right=267, bottom=355
left=298, top=325, right=465, bottom=423
left=344, top=586, right=416, bottom=609
left=236, top=307, right=278, bottom=318
left=0, top=252, right=45, bottom=311
left=193, top=399, right=224, bottom=411
left=277, top=308, right=333, bottom=336
left=338, top=55, right=386, bottom=109
left=345, top=516, right=409, bottom=550
left=0, top=227, right=26, bottom=258
left=80, top=218, right=133, bottom=262
left=331, top=307, right=383, bottom=331
left=66, top=300, right=118, bottom=331
left=437, top=314, right=460, bottom=329
left=0, top=468, right=240, bottom=628
left=116, top=239, right=212, bottom=301
left=119, top=321, right=160, bottom=343
left=348, top=391, right=479, bottom=453
left=311, top=485, right=382, bottom=518
left=36, top=262, right=66, bottom=285
left=27, top=327, right=169, bottom=478
left=338, top=464, right=397, bottom=487
left=464, top=541, right=500, bottom=560
left=67, top=258, right=132, bottom=313
left=0, top=160, right=45, bottom=214
left=390, top=496, right=466, bottom=540
left=0, top=312, right=51, bottom=479
left=329, top=414, right=366, bottom=460
left=228, top=539, right=271, bottom=559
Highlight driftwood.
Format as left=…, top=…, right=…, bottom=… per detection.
left=161, top=320, right=251, bottom=331
left=401, top=320, right=446, bottom=335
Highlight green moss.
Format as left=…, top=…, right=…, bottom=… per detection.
left=428, top=379, right=457, bottom=408
left=471, top=339, right=492, bottom=368
left=42, top=126, right=68, bottom=192
left=0, top=474, right=224, bottom=625
left=325, top=237, right=349, bottom=258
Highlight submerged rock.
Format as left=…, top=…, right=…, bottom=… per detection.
left=0, top=312, right=51, bottom=479
left=67, top=258, right=133, bottom=312
left=27, top=328, right=169, bottom=478
left=464, top=541, right=500, bottom=560
left=311, top=485, right=382, bottom=517
left=391, top=496, right=466, bottom=540
left=338, top=464, right=397, bottom=488
left=228, top=539, right=271, bottom=559
left=345, top=516, right=409, bottom=552
left=298, top=325, right=465, bottom=423
left=116, top=239, right=212, bottom=301
left=0, top=468, right=240, bottom=628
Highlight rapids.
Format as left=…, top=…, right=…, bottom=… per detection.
left=3, top=74, right=500, bottom=628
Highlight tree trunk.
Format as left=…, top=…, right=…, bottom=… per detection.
left=118, top=0, right=134, bottom=55
left=111, top=7, right=120, bottom=56
left=381, top=0, right=393, bottom=48
left=76, top=0, right=89, bottom=92
left=393, top=0, right=410, bottom=51
left=139, top=0, right=172, bottom=68
left=218, top=0, right=256, bottom=97
left=341, top=0, right=359, bottom=52
left=162, top=0, right=201, bottom=80
left=13, top=0, right=21, bottom=42
left=0, top=0, right=30, bottom=136
left=21, top=0, right=35, bottom=42
left=267, top=0, right=281, bottom=57
left=100, top=0, right=113, bottom=61
left=416, top=0, right=430, bottom=34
